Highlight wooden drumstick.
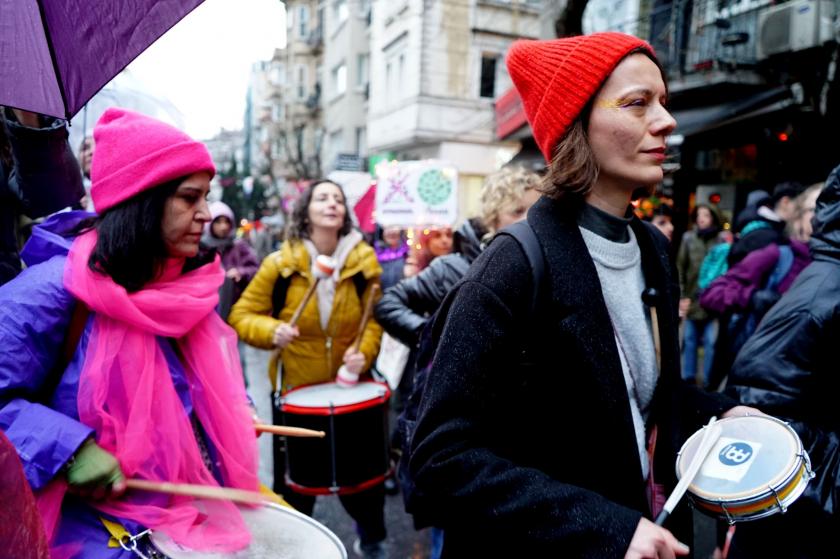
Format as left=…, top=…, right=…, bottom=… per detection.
left=353, top=284, right=380, bottom=352
left=125, top=479, right=270, bottom=506
left=289, top=254, right=337, bottom=328
left=641, top=288, right=662, bottom=372
left=655, top=416, right=722, bottom=526
left=254, top=424, right=325, bottom=438
left=336, top=284, right=380, bottom=387
left=270, top=255, right=338, bottom=376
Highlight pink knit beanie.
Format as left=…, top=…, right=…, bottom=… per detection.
left=506, top=32, right=654, bottom=162
left=90, top=108, right=215, bottom=213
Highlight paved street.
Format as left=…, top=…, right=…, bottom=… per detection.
left=243, top=345, right=431, bottom=558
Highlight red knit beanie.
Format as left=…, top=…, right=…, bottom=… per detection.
left=90, top=108, right=216, bottom=213
left=506, top=32, right=655, bottom=162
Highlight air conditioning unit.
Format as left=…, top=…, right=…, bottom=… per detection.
left=757, top=0, right=836, bottom=60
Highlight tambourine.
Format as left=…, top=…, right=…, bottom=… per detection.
left=675, top=415, right=814, bottom=523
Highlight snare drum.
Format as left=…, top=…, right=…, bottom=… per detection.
left=149, top=503, right=346, bottom=558
left=676, top=415, right=814, bottom=523
left=280, top=381, right=392, bottom=495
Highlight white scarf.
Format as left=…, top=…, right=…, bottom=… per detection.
left=303, top=230, right=363, bottom=331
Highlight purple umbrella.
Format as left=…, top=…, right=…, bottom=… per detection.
left=0, top=0, right=205, bottom=119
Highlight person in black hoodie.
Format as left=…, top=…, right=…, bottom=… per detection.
left=724, top=168, right=838, bottom=559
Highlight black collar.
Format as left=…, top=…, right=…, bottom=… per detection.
left=577, top=202, right=633, bottom=243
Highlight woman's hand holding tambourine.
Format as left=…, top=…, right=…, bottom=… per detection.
left=721, top=405, right=765, bottom=419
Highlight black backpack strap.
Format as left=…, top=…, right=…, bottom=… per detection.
left=494, top=220, right=545, bottom=315
left=271, top=275, right=291, bottom=319
left=352, top=272, right=368, bottom=302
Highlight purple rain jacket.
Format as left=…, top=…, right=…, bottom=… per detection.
left=698, top=240, right=811, bottom=315
left=0, top=211, right=219, bottom=558
left=218, top=239, right=259, bottom=303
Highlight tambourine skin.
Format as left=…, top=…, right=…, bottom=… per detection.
left=675, top=415, right=813, bottom=523
left=149, top=503, right=347, bottom=558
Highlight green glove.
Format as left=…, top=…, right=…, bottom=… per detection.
left=65, top=439, right=126, bottom=500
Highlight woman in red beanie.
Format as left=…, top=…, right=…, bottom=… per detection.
left=406, top=33, right=756, bottom=558
left=0, top=108, right=261, bottom=557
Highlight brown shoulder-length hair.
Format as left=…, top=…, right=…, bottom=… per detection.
left=539, top=47, right=667, bottom=204
left=286, top=179, right=354, bottom=240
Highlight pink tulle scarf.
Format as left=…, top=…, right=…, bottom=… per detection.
left=41, top=230, right=258, bottom=553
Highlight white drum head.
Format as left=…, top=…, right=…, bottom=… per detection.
left=150, top=503, right=346, bottom=558
left=678, top=415, right=801, bottom=502
left=283, top=381, right=388, bottom=408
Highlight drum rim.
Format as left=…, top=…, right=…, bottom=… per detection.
left=281, top=380, right=391, bottom=415
left=677, top=415, right=804, bottom=502
left=148, top=502, right=348, bottom=558
left=285, top=465, right=394, bottom=496
left=688, top=459, right=811, bottom=521
left=689, top=458, right=808, bottom=509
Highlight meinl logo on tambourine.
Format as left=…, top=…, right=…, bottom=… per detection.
left=701, top=437, right=762, bottom=482
left=719, top=442, right=754, bottom=466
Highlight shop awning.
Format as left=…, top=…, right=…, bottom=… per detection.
left=672, top=86, right=795, bottom=138
left=495, top=87, right=529, bottom=139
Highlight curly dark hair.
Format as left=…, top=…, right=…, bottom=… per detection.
left=286, top=179, right=354, bottom=240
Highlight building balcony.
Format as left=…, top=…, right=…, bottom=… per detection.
left=307, top=25, right=323, bottom=52
left=648, top=0, right=835, bottom=100
left=304, top=82, right=322, bottom=113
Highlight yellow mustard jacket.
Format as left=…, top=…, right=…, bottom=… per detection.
left=229, top=238, right=383, bottom=392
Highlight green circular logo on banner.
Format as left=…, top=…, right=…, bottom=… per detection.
left=417, top=169, right=452, bottom=206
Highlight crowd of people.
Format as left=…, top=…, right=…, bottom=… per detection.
left=1, top=30, right=839, bottom=559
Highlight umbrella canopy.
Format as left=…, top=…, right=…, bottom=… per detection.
left=68, top=70, right=185, bottom=151
left=0, top=0, right=204, bottom=119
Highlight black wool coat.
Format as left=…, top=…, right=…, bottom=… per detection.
left=408, top=196, right=734, bottom=558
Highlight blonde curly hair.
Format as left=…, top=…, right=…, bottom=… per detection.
left=480, top=166, right=541, bottom=234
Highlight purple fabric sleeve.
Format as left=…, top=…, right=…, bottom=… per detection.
left=699, top=243, right=780, bottom=314
left=221, top=240, right=260, bottom=304
left=0, top=255, right=92, bottom=489
left=228, top=240, right=260, bottom=282
left=0, top=400, right=92, bottom=490
left=234, top=240, right=260, bottom=283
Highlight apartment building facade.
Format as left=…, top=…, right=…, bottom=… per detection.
left=367, top=0, right=542, bottom=218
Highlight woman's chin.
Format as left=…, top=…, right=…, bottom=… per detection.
left=167, top=244, right=200, bottom=259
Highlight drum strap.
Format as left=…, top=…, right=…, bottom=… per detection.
left=646, top=426, right=666, bottom=519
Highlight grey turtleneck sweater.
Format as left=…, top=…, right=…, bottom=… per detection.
left=578, top=203, right=658, bottom=479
